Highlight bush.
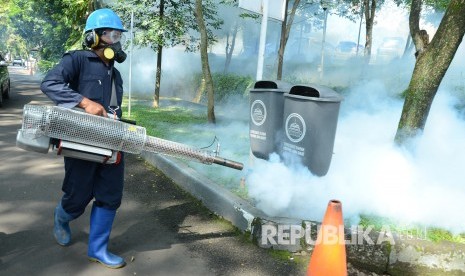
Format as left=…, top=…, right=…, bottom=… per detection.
left=37, top=59, right=58, bottom=73
left=194, top=73, right=254, bottom=103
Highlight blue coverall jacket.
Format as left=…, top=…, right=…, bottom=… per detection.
left=41, top=50, right=125, bottom=218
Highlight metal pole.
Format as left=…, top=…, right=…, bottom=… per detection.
left=356, top=1, right=364, bottom=56
left=256, top=0, right=269, bottom=81
left=298, top=22, right=303, bottom=54
left=128, top=11, right=134, bottom=117
left=319, top=8, right=328, bottom=80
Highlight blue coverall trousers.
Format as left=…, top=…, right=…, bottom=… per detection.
left=60, top=154, right=125, bottom=218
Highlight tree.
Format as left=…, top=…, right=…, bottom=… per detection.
left=401, top=0, right=449, bottom=58
left=195, top=0, right=215, bottom=123
left=223, top=21, right=239, bottom=73
left=114, top=0, right=191, bottom=108
left=0, top=1, right=14, bottom=54
left=277, top=0, right=300, bottom=80
left=4, top=0, right=90, bottom=63
left=216, top=0, right=241, bottom=73
left=395, top=0, right=465, bottom=144
left=362, top=0, right=375, bottom=61
left=154, top=0, right=164, bottom=108
left=275, top=0, right=378, bottom=79
left=334, top=0, right=384, bottom=64
left=276, top=0, right=335, bottom=80
left=113, top=0, right=222, bottom=108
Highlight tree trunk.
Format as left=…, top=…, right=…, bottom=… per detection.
left=88, top=0, right=95, bottom=13
left=153, top=44, right=162, bottom=108
left=409, top=0, right=427, bottom=56
left=395, top=0, right=465, bottom=144
left=224, top=22, right=238, bottom=74
left=277, top=0, right=300, bottom=80
left=91, top=0, right=104, bottom=10
left=153, top=0, right=164, bottom=108
left=195, top=0, right=215, bottom=123
left=193, top=77, right=205, bottom=103
left=402, top=32, right=413, bottom=58
left=363, top=0, right=376, bottom=64
left=277, top=0, right=289, bottom=80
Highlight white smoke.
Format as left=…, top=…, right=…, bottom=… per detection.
left=247, top=80, right=465, bottom=233
left=116, top=46, right=202, bottom=99
left=242, top=0, right=465, bottom=234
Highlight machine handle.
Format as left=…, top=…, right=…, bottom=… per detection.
left=120, top=118, right=137, bottom=125
left=73, top=107, right=136, bottom=125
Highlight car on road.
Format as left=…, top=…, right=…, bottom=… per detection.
left=0, top=53, right=11, bottom=107
left=285, top=37, right=335, bottom=65
left=332, top=41, right=364, bottom=64
left=12, top=57, right=25, bottom=67
left=376, top=37, right=404, bottom=64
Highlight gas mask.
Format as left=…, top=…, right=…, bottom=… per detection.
left=103, top=42, right=127, bottom=63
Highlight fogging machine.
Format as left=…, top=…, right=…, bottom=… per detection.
left=16, top=104, right=244, bottom=170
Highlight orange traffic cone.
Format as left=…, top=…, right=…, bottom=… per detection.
left=307, top=200, right=347, bottom=276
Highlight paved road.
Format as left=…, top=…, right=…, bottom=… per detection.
left=0, top=67, right=303, bottom=276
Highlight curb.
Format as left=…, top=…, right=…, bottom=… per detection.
left=141, top=151, right=261, bottom=232
left=141, top=152, right=465, bottom=275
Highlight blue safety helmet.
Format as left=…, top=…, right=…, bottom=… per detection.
left=84, top=8, right=127, bottom=32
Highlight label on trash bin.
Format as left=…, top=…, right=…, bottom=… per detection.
left=283, top=142, right=305, bottom=156
left=285, top=113, right=306, bottom=143
left=251, top=100, right=267, bottom=126
left=250, top=129, right=266, bottom=140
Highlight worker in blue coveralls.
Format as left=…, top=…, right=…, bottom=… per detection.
left=41, top=8, right=128, bottom=269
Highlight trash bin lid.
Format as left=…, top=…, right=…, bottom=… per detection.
left=251, top=80, right=292, bottom=92
left=286, top=84, right=343, bottom=102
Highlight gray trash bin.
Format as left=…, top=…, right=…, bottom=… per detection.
left=281, top=84, right=342, bottom=176
left=249, top=80, right=291, bottom=160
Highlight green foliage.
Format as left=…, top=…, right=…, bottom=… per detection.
left=193, top=73, right=254, bottom=103
left=359, top=214, right=465, bottom=244
left=211, top=73, right=254, bottom=101
left=268, top=249, right=293, bottom=261
left=419, top=0, right=450, bottom=11
left=37, top=59, right=58, bottom=73
left=113, top=0, right=223, bottom=52
left=426, top=228, right=460, bottom=243
left=2, top=0, right=88, bottom=65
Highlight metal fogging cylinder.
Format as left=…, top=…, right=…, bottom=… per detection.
left=22, top=104, right=146, bottom=154
left=20, top=104, right=243, bottom=170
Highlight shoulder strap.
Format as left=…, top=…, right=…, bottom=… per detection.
left=110, top=68, right=118, bottom=108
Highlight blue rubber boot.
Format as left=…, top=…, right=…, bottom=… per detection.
left=54, top=202, right=73, bottom=246
left=87, top=204, right=125, bottom=269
